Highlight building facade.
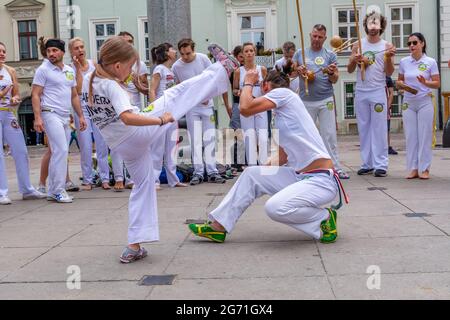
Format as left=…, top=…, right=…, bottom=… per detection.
left=1, top=0, right=449, bottom=142
left=0, top=0, right=58, bottom=144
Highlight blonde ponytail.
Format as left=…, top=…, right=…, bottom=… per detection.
left=88, top=36, right=139, bottom=106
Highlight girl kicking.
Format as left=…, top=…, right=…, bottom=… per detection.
left=82, top=36, right=239, bottom=263
left=189, top=61, right=348, bottom=244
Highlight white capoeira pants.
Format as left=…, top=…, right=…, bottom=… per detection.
left=209, top=166, right=338, bottom=239
left=153, top=121, right=180, bottom=186
left=110, top=151, right=134, bottom=185
left=0, top=110, right=36, bottom=197
left=239, top=111, right=269, bottom=166
left=186, top=106, right=218, bottom=176
left=355, top=88, right=389, bottom=171
left=74, top=114, right=110, bottom=185
left=402, top=96, right=434, bottom=173
left=41, top=111, right=71, bottom=195
left=111, top=62, right=229, bottom=244
left=305, top=97, right=343, bottom=171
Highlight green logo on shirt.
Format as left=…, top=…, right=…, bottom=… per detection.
left=142, top=104, right=154, bottom=113
left=65, top=72, right=74, bottom=81
left=326, top=101, right=334, bottom=111
left=374, top=103, right=384, bottom=113
left=363, top=51, right=376, bottom=66
left=315, top=57, right=325, bottom=66
left=401, top=103, right=409, bottom=111
left=418, top=63, right=428, bottom=72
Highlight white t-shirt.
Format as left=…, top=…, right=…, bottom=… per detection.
left=0, top=66, right=13, bottom=108
left=123, top=60, right=148, bottom=109
left=356, top=38, right=388, bottom=92
left=152, top=64, right=176, bottom=99
left=172, top=53, right=213, bottom=107
left=399, top=54, right=439, bottom=100
left=263, top=88, right=331, bottom=171
left=32, top=59, right=76, bottom=117
left=81, top=73, right=140, bottom=149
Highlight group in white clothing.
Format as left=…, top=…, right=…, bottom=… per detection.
left=1, top=10, right=446, bottom=267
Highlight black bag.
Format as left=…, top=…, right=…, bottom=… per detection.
left=443, top=118, right=450, bottom=148
left=177, top=163, right=195, bottom=182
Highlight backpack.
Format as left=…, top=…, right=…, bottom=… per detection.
left=176, top=163, right=195, bottom=182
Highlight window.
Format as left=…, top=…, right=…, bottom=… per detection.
left=336, top=8, right=361, bottom=53
left=18, top=20, right=38, bottom=60
left=391, top=86, right=403, bottom=117
left=344, top=82, right=356, bottom=119
left=239, top=14, right=265, bottom=54
left=390, top=6, right=414, bottom=49
left=89, top=19, right=119, bottom=60
left=144, top=21, right=150, bottom=62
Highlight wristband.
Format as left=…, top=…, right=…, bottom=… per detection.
left=243, top=83, right=254, bottom=88
left=159, top=116, right=164, bottom=126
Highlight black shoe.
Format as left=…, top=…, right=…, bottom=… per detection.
left=388, top=147, right=398, bottom=155
left=357, top=168, right=374, bottom=176
left=190, top=174, right=204, bottom=186
left=389, top=147, right=398, bottom=155
left=374, top=169, right=387, bottom=177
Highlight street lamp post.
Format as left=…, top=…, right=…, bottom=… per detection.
left=147, top=0, right=192, bottom=50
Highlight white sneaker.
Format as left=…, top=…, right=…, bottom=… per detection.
left=47, top=190, right=73, bottom=203
left=0, top=196, right=12, bottom=205
left=37, top=185, right=46, bottom=194
left=23, top=190, right=47, bottom=200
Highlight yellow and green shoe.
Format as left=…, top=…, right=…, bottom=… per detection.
left=188, top=222, right=227, bottom=243
left=320, top=208, right=338, bottom=244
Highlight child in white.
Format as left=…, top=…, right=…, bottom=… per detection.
left=189, top=67, right=343, bottom=243
left=82, top=37, right=238, bottom=263
left=398, top=33, right=440, bottom=179
left=234, top=43, right=268, bottom=166
left=172, top=39, right=223, bottom=185
left=69, top=37, right=110, bottom=189
left=149, top=43, right=186, bottom=188
left=0, top=43, right=45, bottom=204
left=31, top=39, right=87, bottom=203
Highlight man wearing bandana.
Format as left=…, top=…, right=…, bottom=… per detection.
left=347, top=11, right=396, bottom=177
left=31, top=39, right=87, bottom=203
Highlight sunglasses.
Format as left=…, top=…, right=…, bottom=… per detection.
left=407, top=40, right=419, bottom=47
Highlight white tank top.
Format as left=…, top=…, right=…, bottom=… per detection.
left=239, top=65, right=263, bottom=97
left=0, top=66, right=13, bottom=108
left=356, top=38, right=387, bottom=92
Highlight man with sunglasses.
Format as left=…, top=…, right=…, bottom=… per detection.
left=347, top=10, right=396, bottom=178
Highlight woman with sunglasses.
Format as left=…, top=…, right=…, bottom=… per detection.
left=397, top=33, right=440, bottom=180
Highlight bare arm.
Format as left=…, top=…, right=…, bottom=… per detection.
left=222, top=92, right=232, bottom=118
left=384, top=43, right=396, bottom=77
left=149, top=73, right=161, bottom=103
left=347, top=44, right=361, bottom=74
left=240, top=70, right=276, bottom=117
left=119, top=110, right=174, bottom=126
left=418, top=74, right=440, bottom=90
left=327, top=63, right=339, bottom=84
left=233, top=68, right=241, bottom=97
left=31, top=85, right=44, bottom=132
left=71, top=87, right=87, bottom=131
left=387, top=87, right=394, bottom=109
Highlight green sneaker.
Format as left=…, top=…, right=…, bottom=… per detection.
left=320, top=208, right=338, bottom=244
left=188, top=223, right=227, bottom=243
